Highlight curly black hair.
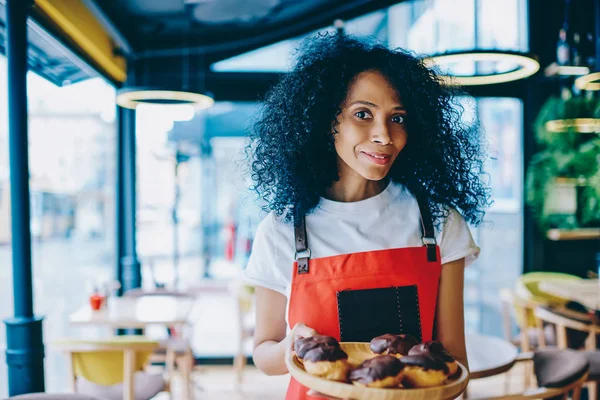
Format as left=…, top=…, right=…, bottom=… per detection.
left=248, top=33, right=490, bottom=226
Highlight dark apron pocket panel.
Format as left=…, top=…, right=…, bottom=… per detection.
left=336, top=285, right=422, bottom=343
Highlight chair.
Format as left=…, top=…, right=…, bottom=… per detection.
left=534, top=306, right=600, bottom=399
left=469, top=349, right=589, bottom=400
left=501, top=272, right=581, bottom=352
left=229, top=281, right=255, bottom=388
left=515, top=272, right=582, bottom=331
left=53, top=336, right=168, bottom=400
left=500, top=288, right=556, bottom=353
left=123, top=288, right=196, bottom=399
left=500, top=288, right=556, bottom=391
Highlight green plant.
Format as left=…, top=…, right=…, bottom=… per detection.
left=525, top=95, right=600, bottom=232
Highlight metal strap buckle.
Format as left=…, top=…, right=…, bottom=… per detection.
left=422, top=237, right=437, bottom=246
left=295, top=249, right=311, bottom=260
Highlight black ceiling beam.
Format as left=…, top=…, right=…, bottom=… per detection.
left=133, top=0, right=408, bottom=64
left=203, top=72, right=281, bottom=102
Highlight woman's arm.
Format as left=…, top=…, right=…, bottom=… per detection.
left=434, top=258, right=468, bottom=369
left=253, top=286, right=317, bottom=375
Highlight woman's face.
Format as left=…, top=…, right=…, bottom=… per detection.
left=334, top=70, right=408, bottom=182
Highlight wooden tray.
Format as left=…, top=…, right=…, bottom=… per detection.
left=286, top=342, right=469, bottom=400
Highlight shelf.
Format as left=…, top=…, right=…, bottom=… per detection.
left=546, top=228, right=600, bottom=241
left=554, top=177, right=589, bottom=186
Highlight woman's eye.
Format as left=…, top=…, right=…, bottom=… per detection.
left=392, top=115, right=405, bottom=124
left=355, top=111, right=371, bottom=119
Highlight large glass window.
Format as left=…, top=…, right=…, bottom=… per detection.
left=213, top=0, right=527, bottom=73
left=465, top=98, right=524, bottom=335
left=0, top=56, right=117, bottom=394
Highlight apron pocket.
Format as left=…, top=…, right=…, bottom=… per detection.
left=336, top=285, right=422, bottom=343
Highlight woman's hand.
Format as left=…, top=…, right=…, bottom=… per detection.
left=286, top=322, right=318, bottom=352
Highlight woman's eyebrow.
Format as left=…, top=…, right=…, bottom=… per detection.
left=349, top=100, right=405, bottom=110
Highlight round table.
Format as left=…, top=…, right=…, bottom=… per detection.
left=467, top=332, right=519, bottom=379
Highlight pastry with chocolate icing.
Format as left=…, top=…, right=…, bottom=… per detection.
left=408, top=341, right=459, bottom=377
left=294, top=335, right=350, bottom=381
left=400, top=354, right=450, bottom=387
left=349, top=355, right=405, bottom=388
left=294, top=335, right=340, bottom=361
left=370, top=334, right=419, bottom=358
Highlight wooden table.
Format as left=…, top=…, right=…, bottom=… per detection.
left=539, top=279, right=600, bottom=311
left=466, top=333, right=519, bottom=379
left=69, top=295, right=195, bottom=329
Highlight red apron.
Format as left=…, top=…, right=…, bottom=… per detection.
left=285, top=195, right=442, bottom=400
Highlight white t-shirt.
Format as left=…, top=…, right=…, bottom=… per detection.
left=243, top=181, right=479, bottom=299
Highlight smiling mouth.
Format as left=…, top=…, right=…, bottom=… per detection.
left=360, top=151, right=392, bottom=165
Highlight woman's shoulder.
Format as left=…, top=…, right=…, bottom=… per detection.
left=254, top=212, right=295, bottom=248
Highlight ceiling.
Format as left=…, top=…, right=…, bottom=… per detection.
left=91, top=0, right=405, bottom=63
left=0, top=2, right=98, bottom=86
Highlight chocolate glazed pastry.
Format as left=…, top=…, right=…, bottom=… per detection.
left=294, top=335, right=341, bottom=360
left=408, top=341, right=460, bottom=377
left=294, top=336, right=349, bottom=382
left=302, top=345, right=350, bottom=382
left=349, top=355, right=405, bottom=388
left=370, top=334, right=419, bottom=358
left=400, top=354, right=450, bottom=388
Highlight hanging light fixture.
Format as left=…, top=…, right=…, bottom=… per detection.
left=116, top=87, right=214, bottom=110
left=424, top=50, right=540, bottom=86
left=575, top=72, right=600, bottom=91
left=544, top=0, right=600, bottom=131
left=116, top=27, right=214, bottom=110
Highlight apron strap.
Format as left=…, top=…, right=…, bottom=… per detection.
left=414, top=193, right=438, bottom=263
left=294, top=216, right=310, bottom=274
left=293, top=187, right=438, bottom=272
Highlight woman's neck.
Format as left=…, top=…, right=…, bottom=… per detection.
left=324, top=176, right=388, bottom=203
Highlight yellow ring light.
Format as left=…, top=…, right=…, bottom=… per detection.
left=575, top=72, right=600, bottom=91
left=424, top=51, right=540, bottom=86
left=116, top=88, right=214, bottom=110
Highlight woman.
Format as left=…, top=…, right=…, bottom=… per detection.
left=243, top=33, right=490, bottom=399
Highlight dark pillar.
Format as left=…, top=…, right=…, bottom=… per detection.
left=117, top=106, right=141, bottom=295
left=116, top=106, right=125, bottom=296
left=3, top=0, right=45, bottom=395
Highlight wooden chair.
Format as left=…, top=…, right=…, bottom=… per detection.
left=469, top=349, right=589, bottom=400
left=534, top=306, right=600, bottom=399
left=500, top=288, right=557, bottom=353
left=500, top=288, right=554, bottom=391
left=123, top=288, right=196, bottom=399
left=53, top=337, right=168, bottom=400
left=229, top=281, right=255, bottom=388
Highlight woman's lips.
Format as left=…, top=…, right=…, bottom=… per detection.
left=360, top=151, right=392, bottom=165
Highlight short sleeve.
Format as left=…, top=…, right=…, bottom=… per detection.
left=242, top=213, right=288, bottom=295
left=436, top=209, right=480, bottom=267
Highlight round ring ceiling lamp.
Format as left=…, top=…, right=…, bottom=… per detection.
left=116, top=86, right=214, bottom=110
left=424, top=50, right=540, bottom=86
left=545, top=118, right=600, bottom=133
left=575, top=72, right=600, bottom=91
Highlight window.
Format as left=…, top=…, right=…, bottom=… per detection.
left=0, top=61, right=117, bottom=394
left=212, top=0, right=527, bottom=73
left=465, top=98, right=524, bottom=335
